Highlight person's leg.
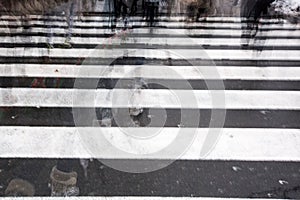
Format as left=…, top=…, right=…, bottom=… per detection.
left=45, top=11, right=54, bottom=49
left=130, top=0, right=138, bottom=16
left=122, top=1, right=128, bottom=19
left=187, top=2, right=193, bottom=21
left=50, top=160, right=79, bottom=196
left=149, top=3, right=154, bottom=26
left=56, top=160, right=79, bottom=172
left=92, top=0, right=97, bottom=12
left=240, top=0, right=255, bottom=47
left=65, top=1, right=75, bottom=47
left=123, top=2, right=129, bottom=29
left=117, top=0, right=122, bottom=18
left=112, top=0, right=117, bottom=30
left=146, top=1, right=150, bottom=20
left=151, top=2, right=157, bottom=25
left=155, top=2, right=159, bottom=20
left=142, top=0, right=146, bottom=18
left=167, top=0, right=174, bottom=17
left=147, top=2, right=152, bottom=21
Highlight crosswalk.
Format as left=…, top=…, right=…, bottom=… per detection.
left=0, top=13, right=300, bottom=198
left=0, top=198, right=285, bottom=200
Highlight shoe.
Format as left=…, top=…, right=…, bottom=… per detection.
left=5, top=178, right=35, bottom=196
left=241, top=44, right=249, bottom=50
left=61, top=38, right=72, bottom=49
left=50, top=166, right=79, bottom=196
left=129, top=107, right=143, bottom=117
left=46, top=43, right=54, bottom=49
left=98, top=118, right=112, bottom=127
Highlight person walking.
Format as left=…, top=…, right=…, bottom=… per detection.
left=240, top=0, right=276, bottom=49
left=145, top=0, right=160, bottom=26
left=45, top=0, right=82, bottom=49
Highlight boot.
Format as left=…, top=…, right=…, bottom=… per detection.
left=61, top=38, right=72, bottom=49
left=129, top=107, right=143, bottom=117
left=5, top=178, right=35, bottom=196
left=50, top=166, right=79, bottom=196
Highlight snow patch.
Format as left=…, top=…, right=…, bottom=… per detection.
left=272, top=0, right=300, bottom=17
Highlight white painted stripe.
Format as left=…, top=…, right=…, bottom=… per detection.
left=1, top=64, right=300, bottom=81
left=2, top=36, right=300, bottom=47
left=141, top=21, right=297, bottom=30
left=0, top=197, right=279, bottom=200
left=1, top=48, right=300, bottom=61
left=0, top=15, right=119, bottom=21
left=0, top=88, right=299, bottom=109
left=0, top=27, right=114, bottom=35
left=1, top=27, right=300, bottom=38
left=0, top=15, right=175, bottom=21
left=0, top=15, right=287, bottom=23
left=1, top=20, right=300, bottom=31
left=131, top=28, right=300, bottom=37
left=0, top=15, right=282, bottom=22
left=205, top=17, right=284, bottom=23
left=0, top=20, right=241, bottom=27
left=67, top=37, right=300, bottom=46
left=0, top=127, right=299, bottom=161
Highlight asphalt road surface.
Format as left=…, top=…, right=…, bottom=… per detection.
left=0, top=13, right=299, bottom=199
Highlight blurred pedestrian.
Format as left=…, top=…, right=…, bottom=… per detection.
left=130, top=0, right=139, bottom=16
left=183, top=0, right=215, bottom=22
left=46, top=0, right=82, bottom=49
left=215, top=0, right=239, bottom=16
left=145, top=0, right=159, bottom=26
left=240, top=0, right=275, bottom=43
